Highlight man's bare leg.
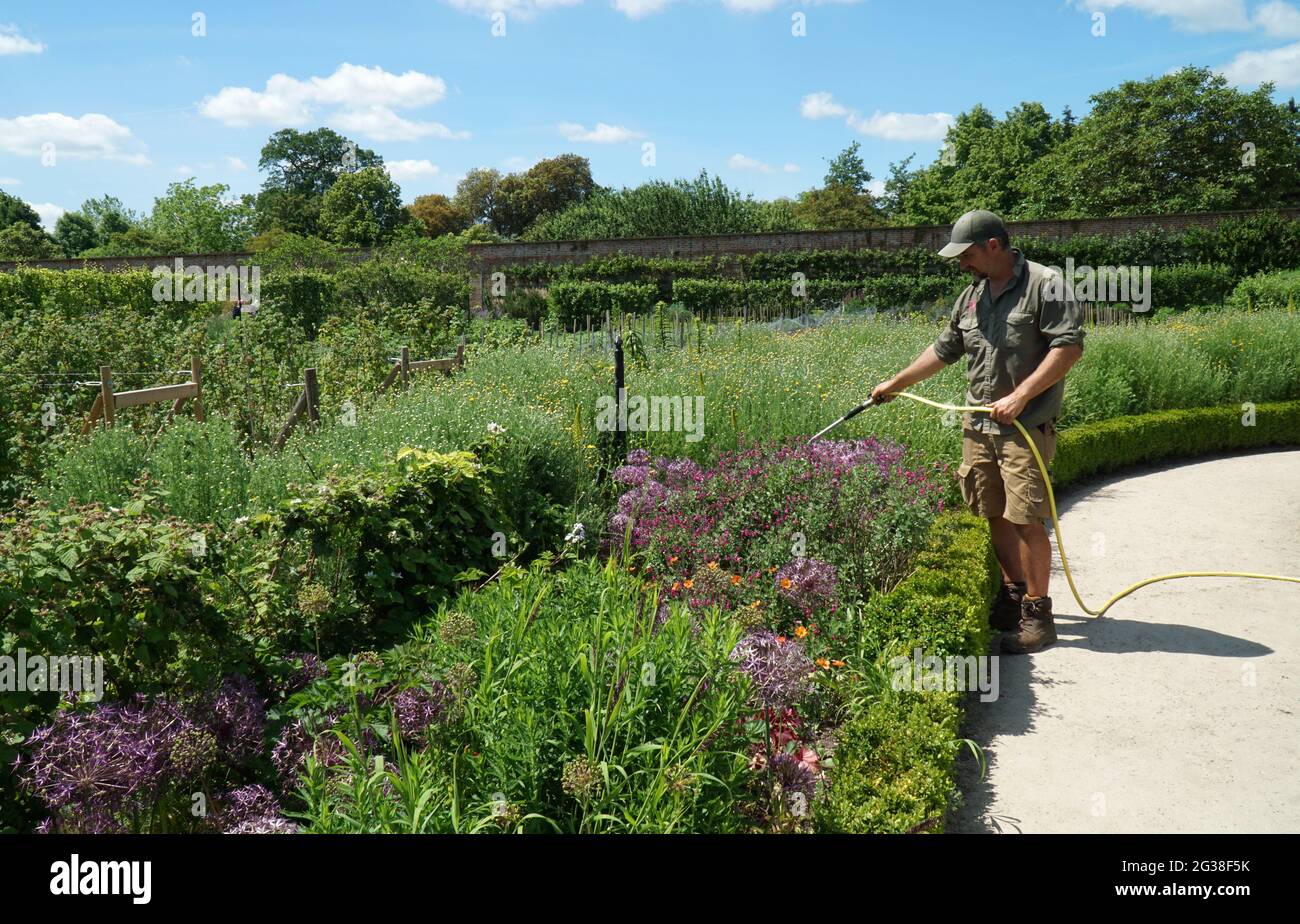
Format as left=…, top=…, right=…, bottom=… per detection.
left=1012, top=519, right=1052, bottom=598
left=989, top=516, right=1025, bottom=585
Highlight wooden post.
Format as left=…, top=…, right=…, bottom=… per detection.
left=455, top=338, right=465, bottom=371
left=99, top=365, right=115, bottom=430
left=400, top=347, right=410, bottom=388
left=190, top=356, right=205, bottom=422
left=273, top=389, right=308, bottom=451
left=304, top=367, right=320, bottom=425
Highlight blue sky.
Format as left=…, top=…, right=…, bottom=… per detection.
left=3, top=0, right=1300, bottom=229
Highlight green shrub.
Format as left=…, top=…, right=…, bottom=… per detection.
left=260, top=270, right=338, bottom=337
left=1227, top=269, right=1300, bottom=312
left=546, top=280, right=658, bottom=326
left=1148, top=264, right=1237, bottom=311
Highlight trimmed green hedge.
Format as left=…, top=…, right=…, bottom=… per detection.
left=819, top=511, right=997, bottom=833
left=546, top=280, right=659, bottom=325
left=1052, top=399, right=1300, bottom=489
left=1149, top=263, right=1237, bottom=311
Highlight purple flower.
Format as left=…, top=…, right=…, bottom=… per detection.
left=201, top=674, right=266, bottom=765
left=284, top=652, right=327, bottom=694
left=626, top=449, right=651, bottom=465
left=769, top=751, right=818, bottom=807
left=271, top=716, right=347, bottom=791
left=729, top=631, right=814, bottom=710
left=392, top=682, right=452, bottom=745
left=216, top=784, right=284, bottom=830
left=224, top=815, right=299, bottom=834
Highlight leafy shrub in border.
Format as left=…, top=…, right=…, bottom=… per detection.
left=1148, top=264, right=1237, bottom=311
left=546, top=280, right=658, bottom=326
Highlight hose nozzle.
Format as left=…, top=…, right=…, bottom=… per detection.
left=807, top=396, right=875, bottom=445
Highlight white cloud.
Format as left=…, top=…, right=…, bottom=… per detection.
left=800, top=91, right=851, bottom=120
left=848, top=110, right=953, bottom=141
left=1253, top=0, right=1300, bottom=36
left=225, top=156, right=248, bottom=171
left=199, top=63, right=465, bottom=143
left=333, top=106, right=469, bottom=142
left=558, top=121, right=644, bottom=143
left=0, top=113, right=150, bottom=164
left=1078, top=0, right=1250, bottom=32
left=0, top=24, right=44, bottom=55
left=613, top=0, right=677, bottom=16
left=0, top=177, right=21, bottom=186
left=1221, top=40, right=1300, bottom=85
left=386, top=159, right=440, bottom=180
left=27, top=201, right=66, bottom=230
left=442, top=0, right=582, bottom=19
left=175, top=164, right=196, bottom=176
left=782, top=163, right=800, bottom=173
left=867, top=179, right=887, bottom=197
left=729, top=153, right=780, bottom=173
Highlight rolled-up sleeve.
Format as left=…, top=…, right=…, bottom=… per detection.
left=931, top=294, right=966, bottom=365
left=1038, top=274, right=1085, bottom=353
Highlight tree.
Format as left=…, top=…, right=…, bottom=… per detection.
left=54, top=211, right=100, bottom=256
left=453, top=168, right=502, bottom=226
left=1018, top=67, right=1300, bottom=218
left=408, top=194, right=472, bottom=237
left=0, top=223, right=62, bottom=259
left=81, top=195, right=136, bottom=237
left=258, top=128, right=382, bottom=198
left=254, top=128, right=381, bottom=237
left=823, top=141, right=872, bottom=193
left=80, top=227, right=170, bottom=257
left=0, top=190, right=41, bottom=232
left=149, top=179, right=254, bottom=252
left=792, top=142, right=883, bottom=229
left=318, top=166, right=407, bottom=246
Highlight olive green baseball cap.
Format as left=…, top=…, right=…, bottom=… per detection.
left=938, top=209, right=1007, bottom=258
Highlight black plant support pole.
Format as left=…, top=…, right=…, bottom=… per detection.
left=613, top=334, right=626, bottom=464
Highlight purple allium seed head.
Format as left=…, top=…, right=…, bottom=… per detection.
left=216, top=784, right=284, bottom=830
left=626, top=449, right=651, bottom=466
left=284, top=652, right=327, bottom=694
left=768, top=751, right=818, bottom=804
left=392, top=682, right=451, bottom=745
left=204, top=674, right=266, bottom=765
left=729, top=630, right=814, bottom=710
left=224, top=815, right=299, bottom=834
left=775, top=558, right=839, bottom=615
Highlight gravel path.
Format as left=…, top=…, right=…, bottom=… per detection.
left=950, top=449, right=1300, bottom=833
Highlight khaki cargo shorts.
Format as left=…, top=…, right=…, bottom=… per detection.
left=956, top=418, right=1058, bottom=525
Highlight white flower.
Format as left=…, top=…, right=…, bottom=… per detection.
left=487, top=422, right=505, bottom=435
left=564, top=523, right=585, bottom=545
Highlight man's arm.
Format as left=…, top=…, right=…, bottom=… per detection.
left=986, top=343, right=1082, bottom=423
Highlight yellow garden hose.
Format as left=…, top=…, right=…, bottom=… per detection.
left=822, top=390, right=1300, bottom=619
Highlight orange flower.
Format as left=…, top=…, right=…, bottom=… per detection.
left=794, top=625, right=808, bottom=638
left=768, top=565, right=778, bottom=574
left=669, top=555, right=679, bottom=564
left=776, top=636, right=787, bottom=644
left=831, top=660, right=846, bottom=667
left=748, top=600, right=761, bottom=609
left=671, top=581, right=681, bottom=592
left=780, top=578, right=793, bottom=590
left=707, top=561, right=719, bottom=571
left=683, top=579, right=694, bottom=590
left=731, top=575, right=742, bottom=585
left=815, top=658, right=830, bottom=669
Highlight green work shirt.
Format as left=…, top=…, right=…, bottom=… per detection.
left=931, top=249, right=1085, bottom=435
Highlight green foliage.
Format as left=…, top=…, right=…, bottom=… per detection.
left=1227, top=269, right=1300, bottom=311
left=0, top=189, right=41, bottom=232
left=148, top=179, right=254, bottom=253
left=1148, top=264, right=1237, bottom=311
left=546, top=280, right=658, bottom=326
left=524, top=170, right=803, bottom=241
left=292, top=555, right=752, bottom=833
left=0, top=224, right=62, bottom=260
left=276, top=445, right=508, bottom=653
left=319, top=167, right=409, bottom=247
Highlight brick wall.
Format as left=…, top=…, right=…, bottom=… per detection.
left=465, top=207, right=1300, bottom=306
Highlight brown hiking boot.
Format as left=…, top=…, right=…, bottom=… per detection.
left=990, top=581, right=1027, bottom=631
left=1002, top=595, right=1057, bottom=654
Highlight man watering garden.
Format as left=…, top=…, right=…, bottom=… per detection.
left=871, top=209, right=1085, bottom=654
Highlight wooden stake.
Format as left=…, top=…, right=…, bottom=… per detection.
left=304, top=367, right=320, bottom=425
left=99, top=365, right=115, bottom=430
left=400, top=346, right=410, bottom=387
